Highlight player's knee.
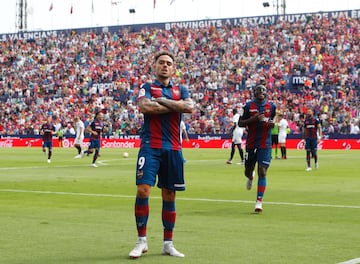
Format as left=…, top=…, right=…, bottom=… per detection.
left=137, top=184, right=151, bottom=197
left=162, top=188, right=176, bottom=201
left=258, top=167, right=267, bottom=178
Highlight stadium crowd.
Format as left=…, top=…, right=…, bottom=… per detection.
left=0, top=13, right=359, bottom=137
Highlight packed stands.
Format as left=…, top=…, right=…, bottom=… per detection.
left=0, top=12, right=359, bottom=137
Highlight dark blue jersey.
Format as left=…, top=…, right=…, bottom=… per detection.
left=138, top=80, right=190, bottom=151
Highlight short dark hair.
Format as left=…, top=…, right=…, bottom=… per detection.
left=94, top=111, right=101, bottom=119
left=154, top=50, right=175, bottom=63
left=255, top=84, right=267, bottom=91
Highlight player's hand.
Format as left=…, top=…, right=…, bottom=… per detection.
left=251, top=113, right=264, bottom=122
left=255, top=113, right=264, bottom=121
left=267, top=119, right=275, bottom=129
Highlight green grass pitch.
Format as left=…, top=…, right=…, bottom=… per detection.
left=0, top=147, right=359, bottom=264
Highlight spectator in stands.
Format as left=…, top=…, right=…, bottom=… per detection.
left=0, top=14, right=358, bottom=137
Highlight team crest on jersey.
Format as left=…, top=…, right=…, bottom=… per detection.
left=137, top=170, right=144, bottom=179
left=139, top=88, right=145, bottom=97
left=173, top=88, right=180, bottom=96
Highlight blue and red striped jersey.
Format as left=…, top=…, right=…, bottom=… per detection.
left=41, top=123, right=55, bottom=142
left=241, top=100, right=276, bottom=149
left=304, top=117, right=320, bottom=139
left=138, top=80, right=190, bottom=151
left=89, top=120, right=104, bottom=140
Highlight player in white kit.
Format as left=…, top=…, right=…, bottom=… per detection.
left=227, top=108, right=245, bottom=164
left=74, top=116, right=85, bottom=158
left=277, top=113, right=289, bottom=159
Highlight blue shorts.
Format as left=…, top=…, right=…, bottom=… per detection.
left=305, top=138, right=317, bottom=150
left=89, top=139, right=100, bottom=150
left=245, top=148, right=272, bottom=168
left=136, top=146, right=185, bottom=191
left=42, top=141, right=53, bottom=149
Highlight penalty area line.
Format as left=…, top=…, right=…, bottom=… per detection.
left=0, top=189, right=359, bottom=209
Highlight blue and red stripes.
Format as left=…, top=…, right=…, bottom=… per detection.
left=162, top=200, right=176, bottom=241
left=257, top=176, right=267, bottom=201
left=135, top=197, right=149, bottom=237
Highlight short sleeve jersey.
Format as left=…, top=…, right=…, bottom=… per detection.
left=89, top=120, right=104, bottom=140
left=137, top=80, right=190, bottom=151
left=271, top=123, right=279, bottom=135
left=278, top=118, right=289, bottom=134
left=233, top=113, right=240, bottom=126
left=41, top=123, right=55, bottom=142
left=232, top=113, right=245, bottom=139
left=76, top=120, right=85, bottom=137
left=241, top=100, right=276, bottom=149
left=304, top=117, right=320, bottom=139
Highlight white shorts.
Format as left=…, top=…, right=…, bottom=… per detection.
left=74, top=136, right=84, bottom=145
left=232, top=128, right=244, bottom=144
left=278, top=132, right=287, bottom=144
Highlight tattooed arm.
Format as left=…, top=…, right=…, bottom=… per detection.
left=154, top=97, right=194, bottom=114
left=138, top=97, right=173, bottom=115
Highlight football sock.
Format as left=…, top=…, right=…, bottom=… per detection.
left=162, top=200, right=176, bottom=241
left=93, top=149, right=99, bottom=163
left=281, top=146, right=286, bottom=157
left=306, top=151, right=311, bottom=167
left=257, top=176, right=266, bottom=201
left=75, top=146, right=81, bottom=154
left=230, top=143, right=235, bottom=160
left=135, top=197, right=149, bottom=237
left=239, top=148, right=244, bottom=161
left=312, top=150, right=318, bottom=163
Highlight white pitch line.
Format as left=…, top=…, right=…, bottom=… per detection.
left=0, top=189, right=359, bottom=209
left=337, top=258, right=360, bottom=264
left=0, top=158, right=127, bottom=170
left=0, top=189, right=134, bottom=199
left=0, top=164, right=87, bottom=170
